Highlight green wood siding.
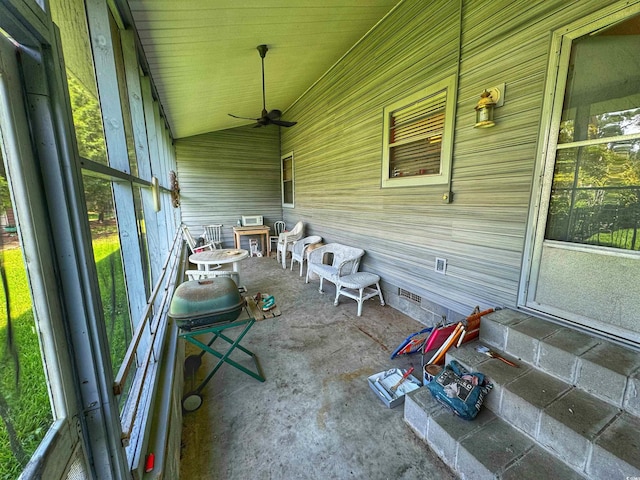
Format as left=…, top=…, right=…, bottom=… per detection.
left=175, top=125, right=281, bottom=249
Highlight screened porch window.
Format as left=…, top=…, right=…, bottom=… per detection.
left=381, top=76, right=456, bottom=188
left=546, top=17, right=640, bottom=251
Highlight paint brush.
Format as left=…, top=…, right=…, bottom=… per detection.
left=476, top=345, right=519, bottom=367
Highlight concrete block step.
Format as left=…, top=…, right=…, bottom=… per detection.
left=443, top=341, right=640, bottom=478
left=479, top=309, right=640, bottom=415
left=404, top=388, right=588, bottom=479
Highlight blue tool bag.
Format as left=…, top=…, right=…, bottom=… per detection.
left=426, top=360, right=492, bottom=420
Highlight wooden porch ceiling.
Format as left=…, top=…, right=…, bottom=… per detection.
left=127, top=0, right=401, bottom=139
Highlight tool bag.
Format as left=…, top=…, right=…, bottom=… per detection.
left=426, top=360, right=492, bottom=420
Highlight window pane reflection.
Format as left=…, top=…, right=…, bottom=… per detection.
left=546, top=142, right=640, bottom=250
left=0, top=167, right=52, bottom=478
left=547, top=16, right=640, bottom=251
left=83, top=174, right=134, bottom=410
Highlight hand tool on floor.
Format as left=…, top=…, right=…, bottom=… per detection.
left=391, top=367, right=414, bottom=391
left=475, top=345, right=519, bottom=367
left=374, top=378, right=396, bottom=401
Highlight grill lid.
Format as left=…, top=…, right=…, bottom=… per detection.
left=169, top=277, right=244, bottom=320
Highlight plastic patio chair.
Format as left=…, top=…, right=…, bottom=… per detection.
left=270, top=221, right=286, bottom=255
left=181, top=224, right=213, bottom=254
left=204, top=224, right=223, bottom=249
left=276, top=221, right=304, bottom=268
left=290, top=235, right=322, bottom=276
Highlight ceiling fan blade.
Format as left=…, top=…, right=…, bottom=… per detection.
left=270, top=119, right=297, bottom=127
left=228, top=113, right=258, bottom=121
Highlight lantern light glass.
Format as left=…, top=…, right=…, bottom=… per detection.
left=475, top=90, right=496, bottom=128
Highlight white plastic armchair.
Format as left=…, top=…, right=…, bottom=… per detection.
left=290, top=235, right=323, bottom=276
left=305, top=243, right=365, bottom=294
left=276, top=221, right=304, bottom=268
left=181, top=224, right=213, bottom=254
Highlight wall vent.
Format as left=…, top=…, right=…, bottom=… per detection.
left=435, top=257, right=447, bottom=274
left=399, top=288, right=421, bottom=304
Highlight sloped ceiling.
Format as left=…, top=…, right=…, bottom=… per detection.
left=127, top=0, right=401, bottom=139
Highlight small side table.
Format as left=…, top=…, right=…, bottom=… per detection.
left=335, top=272, right=385, bottom=316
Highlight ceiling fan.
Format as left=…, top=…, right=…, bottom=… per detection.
left=228, top=44, right=297, bottom=128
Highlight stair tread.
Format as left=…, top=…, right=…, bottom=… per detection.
left=404, top=322, right=640, bottom=478
left=406, top=388, right=588, bottom=479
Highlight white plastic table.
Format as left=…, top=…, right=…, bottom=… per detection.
left=189, top=249, right=249, bottom=272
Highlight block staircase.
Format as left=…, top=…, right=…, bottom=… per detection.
left=403, top=309, right=640, bottom=479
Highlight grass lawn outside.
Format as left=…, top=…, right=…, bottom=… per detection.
left=0, top=232, right=127, bottom=479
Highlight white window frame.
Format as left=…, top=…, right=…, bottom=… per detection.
left=381, top=75, right=456, bottom=188
left=281, top=151, right=295, bottom=208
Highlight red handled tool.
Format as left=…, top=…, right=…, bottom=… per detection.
left=391, top=367, right=414, bottom=391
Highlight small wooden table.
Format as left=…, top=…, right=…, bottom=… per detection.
left=233, top=226, right=271, bottom=257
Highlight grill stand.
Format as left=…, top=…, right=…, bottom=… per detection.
left=179, top=317, right=265, bottom=412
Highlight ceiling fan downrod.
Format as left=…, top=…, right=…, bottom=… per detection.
left=257, top=44, right=268, bottom=116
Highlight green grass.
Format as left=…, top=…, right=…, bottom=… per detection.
left=92, top=237, right=131, bottom=386
left=0, top=248, right=49, bottom=480
left=0, top=233, right=130, bottom=478
left=587, top=228, right=640, bottom=250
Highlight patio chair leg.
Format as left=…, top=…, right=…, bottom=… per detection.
left=376, top=282, right=386, bottom=306
left=357, top=288, right=364, bottom=316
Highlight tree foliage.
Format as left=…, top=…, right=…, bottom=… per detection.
left=66, top=73, right=113, bottom=222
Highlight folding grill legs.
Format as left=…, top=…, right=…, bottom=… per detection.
left=180, top=318, right=265, bottom=412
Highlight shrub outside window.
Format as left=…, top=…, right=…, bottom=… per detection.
left=381, top=76, right=456, bottom=188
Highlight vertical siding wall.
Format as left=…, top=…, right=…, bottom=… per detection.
left=280, top=0, right=618, bottom=324
left=175, top=125, right=281, bottom=249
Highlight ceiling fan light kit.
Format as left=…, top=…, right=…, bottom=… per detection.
left=228, top=44, right=297, bottom=128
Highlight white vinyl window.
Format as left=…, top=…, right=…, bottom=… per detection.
left=281, top=151, right=294, bottom=207
left=381, top=76, right=456, bottom=187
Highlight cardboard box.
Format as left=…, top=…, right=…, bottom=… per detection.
left=368, top=368, right=421, bottom=408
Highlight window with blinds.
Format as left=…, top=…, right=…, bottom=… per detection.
left=381, top=76, right=456, bottom=187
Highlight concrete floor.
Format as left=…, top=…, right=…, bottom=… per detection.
left=179, top=255, right=455, bottom=480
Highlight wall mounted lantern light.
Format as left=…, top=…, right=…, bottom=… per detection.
left=474, top=83, right=505, bottom=128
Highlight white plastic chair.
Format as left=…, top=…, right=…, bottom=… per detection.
left=270, top=221, right=286, bottom=255
left=181, top=224, right=213, bottom=254
left=290, top=235, right=322, bottom=276
left=276, top=221, right=304, bottom=269
left=203, top=224, right=223, bottom=249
